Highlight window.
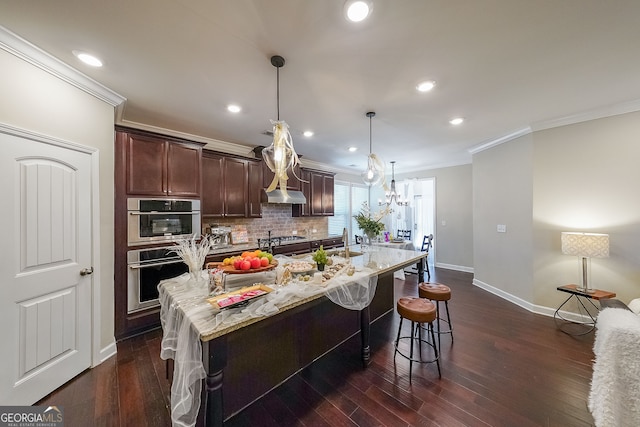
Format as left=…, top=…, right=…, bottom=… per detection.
left=328, top=181, right=369, bottom=243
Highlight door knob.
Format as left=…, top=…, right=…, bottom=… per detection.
left=80, top=267, right=94, bottom=276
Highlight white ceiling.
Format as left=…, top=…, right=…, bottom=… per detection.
left=3, top=0, right=640, bottom=174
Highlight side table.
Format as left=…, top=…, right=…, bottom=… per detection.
left=554, top=284, right=616, bottom=335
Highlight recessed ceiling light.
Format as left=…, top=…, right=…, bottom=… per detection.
left=449, top=117, right=464, bottom=125
left=348, top=146, right=358, bottom=152
left=73, top=50, right=103, bottom=67
left=227, top=104, right=241, bottom=113
left=345, top=1, right=371, bottom=22
left=416, top=80, right=436, bottom=92
left=303, top=130, right=314, bottom=137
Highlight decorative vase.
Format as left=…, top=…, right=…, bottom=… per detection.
left=317, top=263, right=325, bottom=272
left=188, top=268, right=208, bottom=291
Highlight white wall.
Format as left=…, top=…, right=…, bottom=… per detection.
left=0, top=49, right=116, bottom=351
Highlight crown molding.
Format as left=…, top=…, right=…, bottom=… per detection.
left=531, top=98, right=640, bottom=132
left=0, top=26, right=126, bottom=107
left=468, top=127, right=532, bottom=155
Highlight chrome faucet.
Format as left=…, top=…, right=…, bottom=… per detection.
left=342, top=227, right=350, bottom=259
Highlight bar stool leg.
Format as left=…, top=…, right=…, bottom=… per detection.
left=394, top=316, right=404, bottom=360
left=435, top=301, right=442, bottom=351
left=428, top=321, right=441, bottom=378
left=444, top=300, right=454, bottom=342
left=409, top=322, right=416, bottom=382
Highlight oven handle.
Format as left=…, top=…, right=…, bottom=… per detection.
left=129, top=211, right=199, bottom=216
left=128, top=259, right=185, bottom=269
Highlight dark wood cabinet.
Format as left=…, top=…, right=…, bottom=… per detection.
left=201, top=152, right=225, bottom=216
left=247, top=160, right=263, bottom=217
left=294, top=168, right=335, bottom=217
left=262, top=161, right=302, bottom=191
left=202, top=151, right=262, bottom=218
left=121, top=131, right=201, bottom=197
left=272, top=241, right=312, bottom=256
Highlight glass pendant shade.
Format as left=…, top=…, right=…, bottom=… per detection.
left=361, top=155, right=382, bottom=186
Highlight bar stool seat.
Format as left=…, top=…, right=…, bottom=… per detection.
left=418, top=282, right=453, bottom=349
left=394, top=297, right=441, bottom=381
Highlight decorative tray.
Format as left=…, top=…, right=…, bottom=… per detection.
left=207, top=284, right=274, bottom=310
left=281, top=260, right=316, bottom=275
left=391, top=239, right=406, bottom=243
left=206, top=259, right=278, bottom=274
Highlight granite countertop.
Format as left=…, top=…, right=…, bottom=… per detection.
left=160, top=245, right=426, bottom=342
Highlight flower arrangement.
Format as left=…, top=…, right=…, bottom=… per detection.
left=170, top=234, right=213, bottom=274
left=353, top=202, right=389, bottom=236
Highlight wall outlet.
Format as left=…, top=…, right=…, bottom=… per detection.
left=497, top=224, right=507, bottom=233
left=292, top=230, right=297, bottom=235
left=441, top=220, right=446, bottom=226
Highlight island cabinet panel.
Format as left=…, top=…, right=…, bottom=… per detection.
left=262, top=161, right=301, bottom=191
left=121, top=130, right=201, bottom=197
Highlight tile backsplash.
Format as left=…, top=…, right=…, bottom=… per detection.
left=203, top=204, right=329, bottom=244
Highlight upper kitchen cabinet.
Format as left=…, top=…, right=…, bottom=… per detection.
left=202, top=151, right=262, bottom=218
left=310, top=171, right=334, bottom=216
left=293, top=168, right=335, bottom=217
left=118, top=129, right=202, bottom=198
left=262, top=161, right=301, bottom=191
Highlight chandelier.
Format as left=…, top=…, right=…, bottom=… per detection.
left=361, top=111, right=385, bottom=187
left=262, top=55, right=303, bottom=199
left=380, top=161, right=409, bottom=207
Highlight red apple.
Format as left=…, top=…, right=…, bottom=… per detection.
left=240, top=260, right=251, bottom=270
left=233, top=258, right=243, bottom=270
left=260, top=257, right=269, bottom=267
left=250, top=257, right=261, bottom=269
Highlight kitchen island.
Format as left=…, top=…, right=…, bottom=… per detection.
left=159, top=245, right=426, bottom=427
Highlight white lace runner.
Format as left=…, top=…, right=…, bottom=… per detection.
left=158, top=251, right=404, bottom=426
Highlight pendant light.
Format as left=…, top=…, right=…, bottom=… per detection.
left=361, top=111, right=384, bottom=186
left=380, top=161, right=409, bottom=207
left=262, top=55, right=303, bottom=199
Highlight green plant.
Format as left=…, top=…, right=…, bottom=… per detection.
left=312, top=245, right=328, bottom=265
left=353, top=202, right=388, bottom=236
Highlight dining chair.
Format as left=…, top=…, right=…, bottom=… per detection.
left=355, top=234, right=362, bottom=244
left=397, top=229, right=412, bottom=240
left=421, top=234, right=434, bottom=279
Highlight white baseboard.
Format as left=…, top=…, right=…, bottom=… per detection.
left=95, top=339, right=117, bottom=366
left=435, top=262, right=474, bottom=273
left=472, top=278, right=592, bottom=322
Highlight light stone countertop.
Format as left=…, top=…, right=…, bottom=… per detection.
left=160, top=245, right=426, bottom=342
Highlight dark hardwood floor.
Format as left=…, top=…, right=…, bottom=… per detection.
left=37, top=267, right=596, bottom=426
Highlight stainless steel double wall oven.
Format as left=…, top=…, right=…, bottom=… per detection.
left=126, top=198, right=201, bottom=313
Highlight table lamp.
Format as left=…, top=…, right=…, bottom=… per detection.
left=561, top=232, right=609, bottom=293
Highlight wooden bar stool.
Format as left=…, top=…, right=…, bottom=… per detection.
left=394, top=297, right=441, bottom=381
left=418, top=282, right=453, bottom=350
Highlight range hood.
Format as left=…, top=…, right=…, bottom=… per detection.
left=261, top=189, right=307, bottom=204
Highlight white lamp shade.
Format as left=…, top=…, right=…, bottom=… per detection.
left=561, top=232, right=609, bottom=258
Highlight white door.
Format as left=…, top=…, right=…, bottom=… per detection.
left=0, top=131, right=93, bottom=405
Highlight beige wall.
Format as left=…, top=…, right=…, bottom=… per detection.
left=0, top=49, right=116, bottom=351
left=532, top=111, right=640, bottom=308
left=399, top=164, right=474, bottom=271
left=473, top=135, right=534, bottom=301
left=473, top=110, right=640, bottom=312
